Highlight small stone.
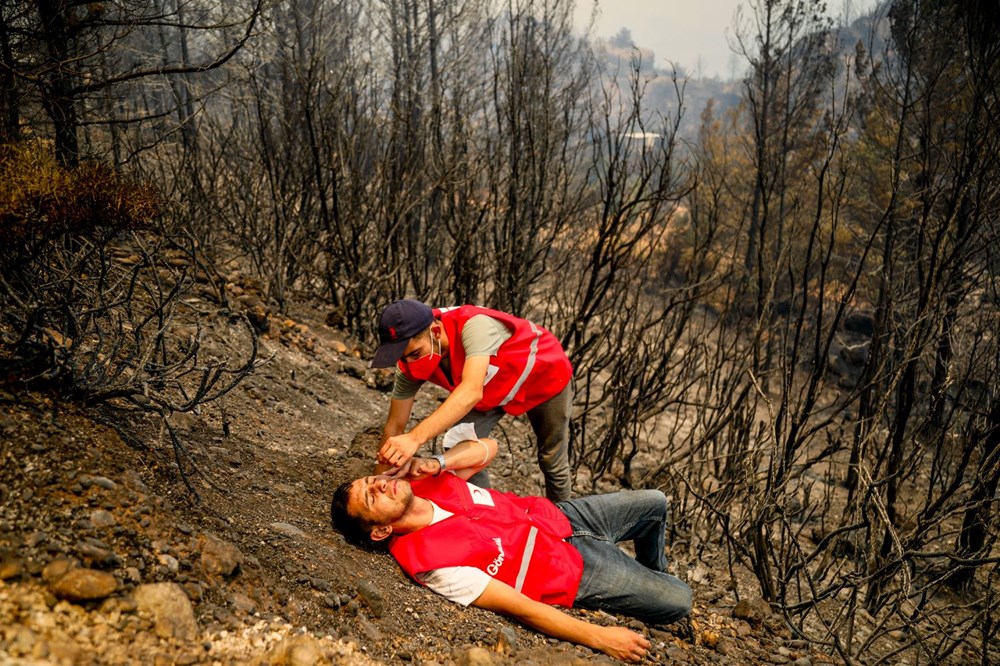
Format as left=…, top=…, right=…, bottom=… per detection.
left=200, top=533, right=244, bottom=577
left=458, top=647, right=494, bottom=666
left=118, top=470, right=148, bottom=494
left=77, top=542, right=120, bottom=568
left=270, top=634, right=323, bottom=666
left=133, top=583, right=198, bottom=640
left=733, top=597, right=772, bottom=625
left=270, top=522, right=305, bottom=538
left=158, top=553, right=179, bottom=572
left=310, top=577, right=332, bottom=592
left=46, top=638, right=80, bottom=664
left=0, top=553, right=24, bottom=580
left=769, top=655, right=790, bottom=665
left=355, top=578, right=384, bottom=618
left=715, top=638, right=735, bottom=655
left=793, top=658, right=812, bottom=666
left=666, top=646, right=689, bottom=662
left=50, top=568, right=118, bottom=601
left=90, top=509, right=116, bottom=529
left=175, top=652, right=200, bottom=666
left=42, top=558, right=76, bottom=584
left=496, top=626, right=519, bottom=655
left=228, top=592, right=257, bottom=614
left=91, top=476, right=117, bottom=490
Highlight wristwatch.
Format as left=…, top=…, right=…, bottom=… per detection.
left=432, top=453, right=447, bottom=475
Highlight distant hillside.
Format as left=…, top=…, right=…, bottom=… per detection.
left=589, top=3, right=891, bottom=142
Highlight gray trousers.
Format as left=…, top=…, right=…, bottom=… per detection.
left=448, top=381, right=574, bottom=501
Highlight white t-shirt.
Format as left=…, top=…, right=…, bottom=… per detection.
left=413, top=500, right=492, bottom=606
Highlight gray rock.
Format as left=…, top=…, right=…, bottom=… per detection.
left=77, top=542, right=120, bottom=568
left=49, top=568, right=118, bottom=601
left=200, top=533, right=244, bottom=577
left=310, top=577, right=332, bottom=592
left=270, top=522, right=305, bottom=538
left=715, top=637, right=735, bottom=655
left=496, top=626, right=519, bottom=655
left=666, top=646, right=689, bottom=662
left=91, top=476, right=117, bottom=490
left=355, top=578, right=385, bottom=618
left=133, top=582, right=198, bottom=640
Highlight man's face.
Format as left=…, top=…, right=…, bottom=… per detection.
left=347, top=475, right=414, bottom=535
left=400, top=325, right=443, bottom=363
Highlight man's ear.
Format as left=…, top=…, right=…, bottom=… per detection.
left=431, top=320, right=447, bottom=345
left=370, top=525, right=393, bottom=542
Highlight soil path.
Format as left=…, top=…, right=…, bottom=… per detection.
left=1, top=297, right=826, bottom=666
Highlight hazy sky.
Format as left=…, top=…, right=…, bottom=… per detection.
left=574, top=0, right=882, bottom=79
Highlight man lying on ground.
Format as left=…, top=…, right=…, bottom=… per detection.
left=329, top=429, right=691, bottom=663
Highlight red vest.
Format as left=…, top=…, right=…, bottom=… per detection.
left=389, top=475, right=583, bottom=607
left=398, top=305, right=572, bottom=416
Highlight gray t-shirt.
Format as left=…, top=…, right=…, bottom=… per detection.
left=390, top=314, right=513, bottom=400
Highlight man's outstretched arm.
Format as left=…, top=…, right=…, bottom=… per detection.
left=390, top=436, right=498, bottom=481
left=376, top=396, right=415, bottom=474
left=378, top=355, right=490, bottom=466
left=472, top=579, right=650, bottom=663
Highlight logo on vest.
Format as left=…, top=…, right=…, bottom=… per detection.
left=469, top=484, right=495, bottom=507
left=486, top=537, right=505, bottom=575
left=484, top=364, right=500, bottom=385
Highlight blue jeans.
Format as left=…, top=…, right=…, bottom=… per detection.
left=557, top=490, right=691, bottom=625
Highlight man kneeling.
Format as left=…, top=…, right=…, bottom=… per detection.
left=329, top=434, right=691, bottom=662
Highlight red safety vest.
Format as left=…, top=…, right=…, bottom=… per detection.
left=398, top=305, right=572, bottom=416
left=389, top=475, right=583, bottom=607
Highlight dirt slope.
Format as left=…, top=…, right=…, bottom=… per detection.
left=1, top=296, right=832, bottom=666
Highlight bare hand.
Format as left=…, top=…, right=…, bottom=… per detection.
left=594, top=626, right=650, bottom=663
left=382, top=458, right=415, bottom=478
left=378, top=432, right=421, bottom=468
left=389, top=456, right=441, bottom=481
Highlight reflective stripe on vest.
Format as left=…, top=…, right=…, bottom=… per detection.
left=499, top=322, right=541, bottom=406
left=514, top=526, right=539, bottom=592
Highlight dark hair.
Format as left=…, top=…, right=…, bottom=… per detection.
left=330, top=480, right=374, bottom=546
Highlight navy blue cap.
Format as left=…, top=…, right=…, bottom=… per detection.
left=371, top=299, right=434, bottom=368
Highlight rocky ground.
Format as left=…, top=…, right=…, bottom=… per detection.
left=2, top=290, right=845, bottom=666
